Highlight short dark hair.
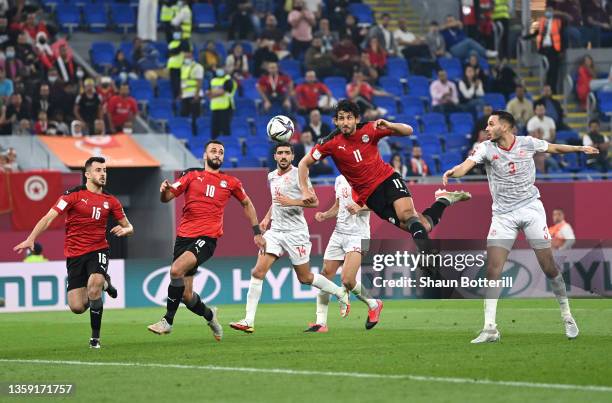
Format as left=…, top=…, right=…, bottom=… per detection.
left=490, top=110, right=516, bottom=128
left=334, top=99, right=360, bottom=119
left=33, top=242, right=43, bottom=255
left=273, top=141, right=293, bottom=154
left=589, top=119, right=600, bottom=126
left=85, top=156, right=105, bottom=171
left=204, top=140, right=224, bottom=151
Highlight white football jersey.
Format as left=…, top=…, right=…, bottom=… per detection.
left=268, top=166, right=310, bottom=232
left=334, top=175, right=370, bottom=238
left=468, top=136, right=549, bottom=215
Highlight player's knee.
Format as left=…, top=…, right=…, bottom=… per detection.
left=397, top=208, right=417, bottom=224
left=251, top=266, right=266, bottom=280
left=296, top=271, right=313, bottom=284
left=69, top=304, right=87, bottom=314
left=170, top=264, right=186, bottom=279
left=341, top=276, right=356, bottom=290
left=182, top=289, right=193, bottom=302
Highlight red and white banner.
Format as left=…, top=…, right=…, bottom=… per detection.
left=10, top=171, right=63, bottom=230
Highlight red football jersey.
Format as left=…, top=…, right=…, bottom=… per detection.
left=170, top=169, right=247, bottom=238
left=52, top=186, right=126, bottom=258
left=310, top=122, right=395, bottom=204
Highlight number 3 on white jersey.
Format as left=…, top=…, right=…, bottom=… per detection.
left=353, top=150, right=363, bottom=162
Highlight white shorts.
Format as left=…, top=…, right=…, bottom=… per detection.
left=263, top=229, right=312, bottom=265
left=323, top=231, right=368, bottom=261
left=487, top=199, right=552, bottom=251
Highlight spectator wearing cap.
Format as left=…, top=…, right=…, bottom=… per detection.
left=74, top=79, right=103, bottom=135
left=288, top=0, right=316, bottom=60
left=107, top=83, right=139, bottom=134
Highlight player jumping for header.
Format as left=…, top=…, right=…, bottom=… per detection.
left=229, top=142, right=351, bottom=334
left=299, top=99, right=470, bottom=255
left=14, top=157, right=134, bottom=349
left=442, top=110, right=598, bottom=343
left=147, top=140, right=266, bottom=341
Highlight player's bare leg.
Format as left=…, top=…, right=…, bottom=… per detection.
left=87, top=273, right=105, bottom=348
left=181, top=276, right=222, bottom=341
left=305, top=259, right=341, bottom=333
left=67, top=288, right=89, bottom=314
left=293, top=262, right=351, bottom=318
left=533, top=247, right=579, bottom=339
left=230, top=253, right=277, bottom=333
left=148, top=251, right=196, bottom=335
left=471, top=246, right=507, bottom=344
left=341, top=251, right=383, bottom=330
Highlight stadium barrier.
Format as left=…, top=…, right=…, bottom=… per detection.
left=1, top=248, right=611, bottom=312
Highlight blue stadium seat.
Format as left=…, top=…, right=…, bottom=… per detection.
left=423, top=155, right=438, bottom=174
left=152, top=42, right=168, bottom=64
left=421, top=112, right=448, bottom=134
left=120, top=41, right=134, bottom=63
left=279, top=59, right=302, bottom=81
left=320, top=114, right=333, bottom=128
left=57, top=6, right=81, bottom=33
left=438, top=57, right=463, bottom=81
left=597, top=90, right=612, bottom=115
left=148, top=99, right=174, bottom=121
left=388, top=135, right=412, bottom=152
left=193, top=3, right=216, bottom=32
left=239, top=78, right=260, bottom=100
left=372, top=96, right=399, bottom=115
left=440, top=151, right=463, bottom=171
left=483, top=93, right=506, bottom=110
left=400, top=96, right=425, bottom=116
left=235, top=155, right=261, bottom=168
left=156, top=79, right=172, bottom=99
left=90, top=42, right=115, bottom=71
left=323, top=76, right=347, bottom=98
left=196, top=117, right=211, bottom=137
left=129, top=79, right=154, bottom=102
left=347, top=4, right=374, bottom=26
left=231, top=120, right=252, bottom=136
left=407, top=76, right=430, bottom=99
left=111, top=3, right=135, bottom=33
left=444, top=134, right=470, bottom=152
left=168, top=117, right=193, bottom=140
left=234, top=98, right=258, bottom=119
left=248, top=142, right=272, bottom=158
left=417, top=136, right=442, bottom=155
left=386, top=57, right=409, bottom=78
left=41, top=0, right=60, bottom=12
left=379, top=76, right=404, bottom=97
left=562, top=153, right=583, bottom=172
left=556, top=130, right=580, bottom=144
left=449, top=112, right=474, bottom=134
left=84, top=5, right=108, bottom=32
left=393, top=114, right=420, bottom=133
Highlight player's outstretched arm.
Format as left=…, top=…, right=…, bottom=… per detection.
left=241, top=196, right=266, bottom=253
left=259, top=204, right=272, bottom=232
left=374, top=119, right=413, bottom=137
left=13, top=208, right=59, bottom=253
left=442, top=159, right=477, bottom=186
left=315, top=198, right=339, bottom=222
left=159, top=179, right=176, bottom=203
left=298, top=154, right=318, bottom=204
left=275, top=187, right=320, bottom=208
left=110, top=217, right=134, bottom=237
left=546, top=144, right=599, bottom=155
left=347, top=203, right=369, bottom=215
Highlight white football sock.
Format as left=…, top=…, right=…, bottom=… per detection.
left=351, top=282, right=378, bottom=309
left=311, top=273, right=343, bottom=297
left=316, top=290, right=330, bottom=326
left=245, top=276, right=263, bottom=325
left=484, top=299, right=498, bottom=329
left=549, top=273, right=571, bottom=317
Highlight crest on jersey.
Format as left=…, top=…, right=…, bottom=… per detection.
left=388, top=217, right=396, bottom=224
left=220, top=180, right=228, bottom=188
left=519, top=150, right=526, bottom=157
left=103, top=201, right=109, bottom=209
left=362, top=135, right=370, bottom=143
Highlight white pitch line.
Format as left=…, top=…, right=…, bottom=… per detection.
left=1, top=358, right=611, bottom=393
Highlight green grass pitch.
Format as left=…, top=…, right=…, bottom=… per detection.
left=1, top=299, right=612, bottom=402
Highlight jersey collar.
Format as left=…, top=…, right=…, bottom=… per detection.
left=497, top=135, right=516, bottom=152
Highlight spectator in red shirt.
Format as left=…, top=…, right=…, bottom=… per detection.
left=33, top=111, right=49, bottom=135
left=107, top=83, right=139, bottom=133
left=256, top=62, right=293, bottom=112
left=96, top=76, right=117, bottom=107
left=10, top=12, right=50, bottom=45
left=331, top=35, right=361, bottom=79
left=365, top=37, right=387, bottom=76
left=294, top=70, right=333, bottom=114
left=346, top=70, right=390, bottom=120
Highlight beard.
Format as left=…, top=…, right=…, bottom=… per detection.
left=207, top=158, right=223, bottom=170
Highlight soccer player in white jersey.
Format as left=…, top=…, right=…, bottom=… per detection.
left=230, top=142, right=351, bottom=333
left=305, top=175, right=383, bottom=333
left=442, top=111, right=599, bottom=343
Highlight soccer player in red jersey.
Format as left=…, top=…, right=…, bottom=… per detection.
left=14, top=157, right=134, bottom=349
left=298, top=99, right=471, bottom=251
left=147, top=140, right=266, bottom=341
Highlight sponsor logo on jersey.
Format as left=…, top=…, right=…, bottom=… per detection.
left=362, top=135, right=370, bottom=143
left=220, top=180, right=228, bottom=188
left=80, top=198, right=88, bottom=204
left=338, top=145, right=346, bottom=151
left=312, top=149, right=321, bottom=160
left=103, top=201, right=109, bottom=209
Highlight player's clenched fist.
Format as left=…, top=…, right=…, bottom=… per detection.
left=302, top=189, right=317, bottom=206
left=314, top=212, right=326, bottom=222
left=160, top=179, right=172, bottom=193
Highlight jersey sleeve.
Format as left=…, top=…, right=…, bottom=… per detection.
left=169, top=171, right=193, bottom=197
left=467, top=143, right=488, bottom=164
left=111, top=197, right=126, bottom=221
left=52, top=192, right=76, bottom=215
left=334, top=176, right=341, bottom=198
left=530, top=136, right=549, bottom=153
left=310, top=140, right=332, bottom=161
left=370, top=121, right=395, bottom=141
left=231, top=178, right=248, bottom=202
